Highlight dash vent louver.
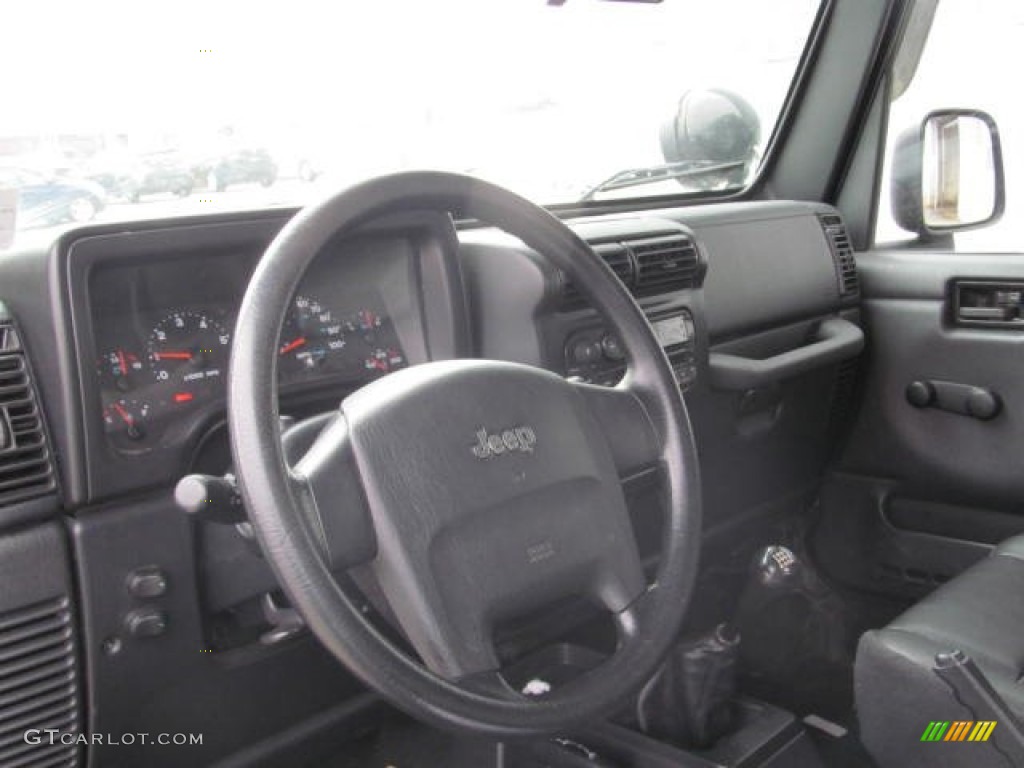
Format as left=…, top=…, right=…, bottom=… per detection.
left=0, top=319, right=56, bottom=506
left=631, top=235, right=700, bottom=294
left=819, top=213, right=859, bottom=296
left=0, top=597, right=80, bottom=767
left=562, top=243, right=633, bottom=302
left=562, top=232, right=700, bottom=305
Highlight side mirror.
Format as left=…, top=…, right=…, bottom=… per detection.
left=891, top=109, right=1005, bottom=237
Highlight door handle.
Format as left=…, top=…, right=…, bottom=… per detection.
left=958, top=306, right=1016, bottom=321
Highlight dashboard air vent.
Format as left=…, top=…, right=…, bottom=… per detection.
left=0, top=597, right=80, bottom=767
left=562, top=243, right=633, bottom=302
left=0, top=321, right=56, bottom=506
left=632, top=235, right=700, bottom=294
left=819, top=214, right=858, bottom=296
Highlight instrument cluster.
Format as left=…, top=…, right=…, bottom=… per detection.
left=97, top=294, right=407, bottom=450
left=90, top=233, right=416, bottom=457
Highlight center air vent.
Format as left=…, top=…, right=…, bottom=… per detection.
left=562, top=243, right=633, bottom=302
left=0, top=318, right=56, bottom=506
left=562, top=232, right=700, bottom=306
left=631, top=235, right=700, bottom=294
left=819, top=213, right=859, bottom=296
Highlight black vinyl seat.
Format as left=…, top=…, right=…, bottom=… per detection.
left=855, top=534, right=1024, bottom=767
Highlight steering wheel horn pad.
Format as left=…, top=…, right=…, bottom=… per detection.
left=229, top=171, right=701, bottom=736
left=337, top=359, right=646, bottom=680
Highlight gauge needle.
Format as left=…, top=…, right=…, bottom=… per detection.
left=117, top=349, right=128, bottom=376
left=112, top=402, right=134, bottom=426
left=279, top=337, right=307, bottom=356
left=153, top=351, right=193, bottom=361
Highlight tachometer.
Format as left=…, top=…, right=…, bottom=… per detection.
left=278, top=295, right=346, bottom=374
left=147, top=311, right=230, bottom=390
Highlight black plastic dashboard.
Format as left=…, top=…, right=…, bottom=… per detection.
left=34, top=198, right=858, bottom=508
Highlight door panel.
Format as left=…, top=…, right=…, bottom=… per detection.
left=814, top=250, right=1024, bottom=598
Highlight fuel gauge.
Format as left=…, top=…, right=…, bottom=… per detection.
left=364, top=347, right=406, bottom=376
left=102, top=398, right=151, bottom=444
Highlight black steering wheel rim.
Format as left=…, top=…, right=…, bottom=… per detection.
left=228, top=171, right=701, bottom=737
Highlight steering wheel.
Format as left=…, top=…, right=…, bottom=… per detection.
left=228, top=171, right=701, bottom=737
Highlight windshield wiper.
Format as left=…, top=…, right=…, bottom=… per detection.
left=579, top=159, right=746, bottom=202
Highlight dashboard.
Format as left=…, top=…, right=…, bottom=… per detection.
left=51, top=201, right=851, bottom=512
left=0, top=197, right=861, bottom=767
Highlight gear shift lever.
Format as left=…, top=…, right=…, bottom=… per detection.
left=635, top=623, right=741, bottom=749
left=753, top=545, right=801, bottom=587
left=734, top=544, right=849, bottom=714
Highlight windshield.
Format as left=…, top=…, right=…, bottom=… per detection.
left=2, top=0, right=820, bottom=247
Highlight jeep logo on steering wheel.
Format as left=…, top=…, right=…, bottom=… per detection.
left=471, top=426, right=537, bottom=459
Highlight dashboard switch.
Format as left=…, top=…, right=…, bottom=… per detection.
left=127, top=566, right=169, bottom=599
left=570, top=339, right=602, bottom=365
left=124, top=608, right=168, bottom=639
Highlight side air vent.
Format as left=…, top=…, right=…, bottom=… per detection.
left=0, top=597, right=80, bottom=767
left=562, top=243, right=633, bottom=302
left=819, top=213, right=859, bottom=296
left=632, top=235, right=700, bottom=294
left=0, top=321, right=56, bottom=506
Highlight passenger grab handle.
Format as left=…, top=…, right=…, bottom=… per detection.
left=708, top=317, right=864, bottom=391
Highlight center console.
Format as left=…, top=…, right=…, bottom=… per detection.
left=565, top=309, right=698, bottom=389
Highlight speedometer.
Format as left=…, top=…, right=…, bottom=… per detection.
left=147, top=311, right=230, bottom=391
left=278, top=295, right=347, bottom=374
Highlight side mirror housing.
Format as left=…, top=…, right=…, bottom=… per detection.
left=891, top=109, right=1005, bottom=237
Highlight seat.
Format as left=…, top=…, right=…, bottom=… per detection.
left=855, top=534, right=1024, bottom=768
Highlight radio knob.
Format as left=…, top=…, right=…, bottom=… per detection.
left=601, top=334, right=625, bottom=361
left=570, top=339, right=602, bottom=365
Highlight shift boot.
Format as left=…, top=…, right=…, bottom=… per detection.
left=635, top=623, right=740, bottom=749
